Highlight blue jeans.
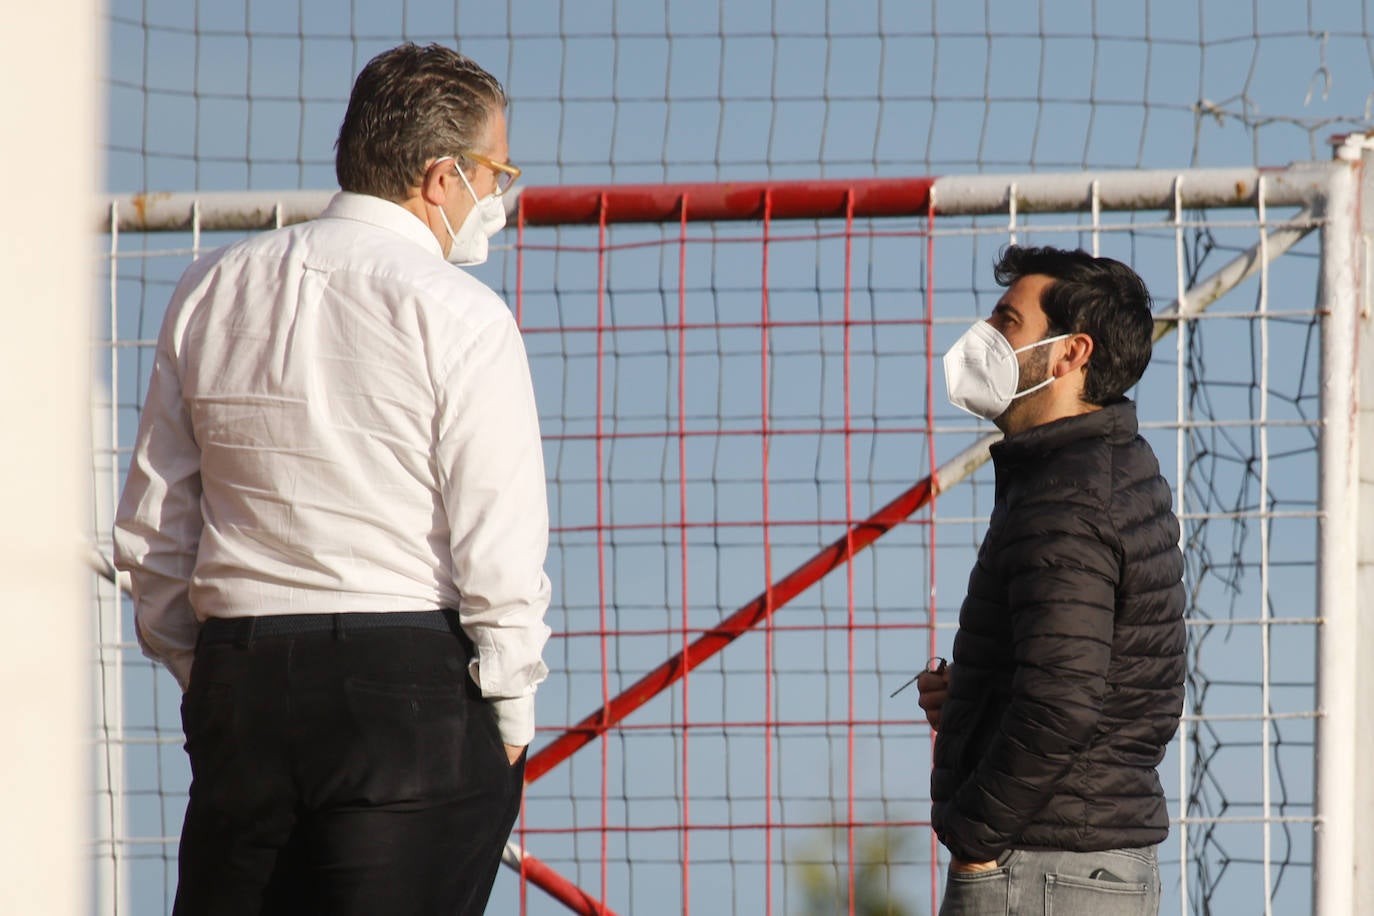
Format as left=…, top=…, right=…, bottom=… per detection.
left=939, top=846, right=1160, bottom=916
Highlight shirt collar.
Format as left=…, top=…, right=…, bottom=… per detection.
left=320, top=191, right=445, bottom=259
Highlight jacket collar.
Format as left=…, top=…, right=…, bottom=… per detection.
left=319, top=191, right=444, bottom=259
left=990, top=398, right=1139, bottom=467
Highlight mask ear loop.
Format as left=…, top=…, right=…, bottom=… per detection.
left=1010, top=332, right=1071, bottom=355
left=1006, top=333, right=1072, bottom=402
left=430, top=155, right=484, bottom=243
left=451, top=159, right=483, bottom=206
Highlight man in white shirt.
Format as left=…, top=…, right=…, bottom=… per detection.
left=114, top=43, right=551, bottom=915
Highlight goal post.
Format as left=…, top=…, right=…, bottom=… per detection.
left=94, top=151, right=1373, bottom=914
left=1315, top=132, right=1374, bottom=916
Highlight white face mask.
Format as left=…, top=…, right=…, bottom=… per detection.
left=434, top=157, right=507, bottom=266
left=943, top=320, right=1070, bottom=421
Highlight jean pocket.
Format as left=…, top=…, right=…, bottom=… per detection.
left=941, top=867, right=1009, bottom=915
left=343, top=678, right=469, bottom=802
left=1045, top=872, right=1151, bottom=916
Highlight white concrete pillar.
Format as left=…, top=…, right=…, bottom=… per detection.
left=0, top=5, right=101, bottom=916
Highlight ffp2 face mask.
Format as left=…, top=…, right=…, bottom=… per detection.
left=943, top=320, right=1069, bottom=420
left=434, top=157, right=508, bottom=266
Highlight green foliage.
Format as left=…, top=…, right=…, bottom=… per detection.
left=793, top=826, right=920, bottom=916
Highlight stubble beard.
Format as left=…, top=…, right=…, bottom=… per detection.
left=994, top=346, right=1054, bottom=433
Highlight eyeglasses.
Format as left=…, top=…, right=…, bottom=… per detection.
left=457, top=149, right=521, bottom=196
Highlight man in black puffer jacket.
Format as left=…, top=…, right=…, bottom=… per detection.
left=917, top=246, right=1185, bottom=915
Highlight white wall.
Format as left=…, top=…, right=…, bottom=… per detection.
left=0, top=5, right=101, bottom=915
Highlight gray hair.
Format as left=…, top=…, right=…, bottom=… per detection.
left=335, top=43, right=507, bottom=201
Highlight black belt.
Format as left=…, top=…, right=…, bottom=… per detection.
left=199, top=610, right=461, bottom=646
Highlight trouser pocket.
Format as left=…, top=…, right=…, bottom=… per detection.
left=344, top=677, right=470, bottom=801
left=1045, top=871, right=1151, bottom=916
left=940, top=865, right=1010, bottom=916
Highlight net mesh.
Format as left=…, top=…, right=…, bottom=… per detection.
left=1176, top=215, right=1323, bottom=914
left=94, top=195, right=1330, bottom=914
left=97, top=1, right=1363, bottom=912
left=107, top=1, right=1374, bottom=193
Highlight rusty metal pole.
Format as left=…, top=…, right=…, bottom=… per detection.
left=1313, top=132, right=1371, bottom=916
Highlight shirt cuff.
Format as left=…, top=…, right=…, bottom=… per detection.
left=490, top=694, right=536, bottom=747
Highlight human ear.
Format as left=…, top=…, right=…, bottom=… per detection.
left=420, top=158, right=451, bottom=207
left=1057, top=333, right=1094, bottom=376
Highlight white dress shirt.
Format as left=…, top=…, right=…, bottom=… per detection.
left=113, top=191, right=552, bottom=746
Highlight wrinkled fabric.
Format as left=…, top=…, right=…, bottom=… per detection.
left=931, top=399, right=1185, bottom=863
left=114, top=191, right=551, bottom=746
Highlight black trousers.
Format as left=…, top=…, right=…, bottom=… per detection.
left=174, top=613, right=525, bottom=915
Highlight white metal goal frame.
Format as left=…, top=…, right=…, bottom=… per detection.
left=92, top=143, right=1374, bottom=915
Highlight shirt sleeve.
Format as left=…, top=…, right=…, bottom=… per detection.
left=934, top=509, right=1120, bottom=862
left=112, top=305, right=204, bottom=692
left=435, top=313, right=552, bottom=747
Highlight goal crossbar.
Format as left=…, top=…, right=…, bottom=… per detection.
left=100, top=166, right=1331, bottom=233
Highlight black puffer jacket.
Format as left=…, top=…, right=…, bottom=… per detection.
left=931, top=399, right=1185, bottom=863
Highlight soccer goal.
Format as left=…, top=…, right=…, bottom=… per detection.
left=93, top=141, right=1374, bottom=914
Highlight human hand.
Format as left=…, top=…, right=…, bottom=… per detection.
left=505, top=744, right=527, bottom=766
left=916, top=657, right=950, bottom=732
left=949, top=858, right=999, bottom=874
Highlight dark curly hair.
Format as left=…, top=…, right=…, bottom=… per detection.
left=994, top=245, right=1155, bottom=405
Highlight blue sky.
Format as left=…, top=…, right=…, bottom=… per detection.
left=108, top=0, right=1374, bottom=193
left=101, top=1, right=1371, bottom=913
